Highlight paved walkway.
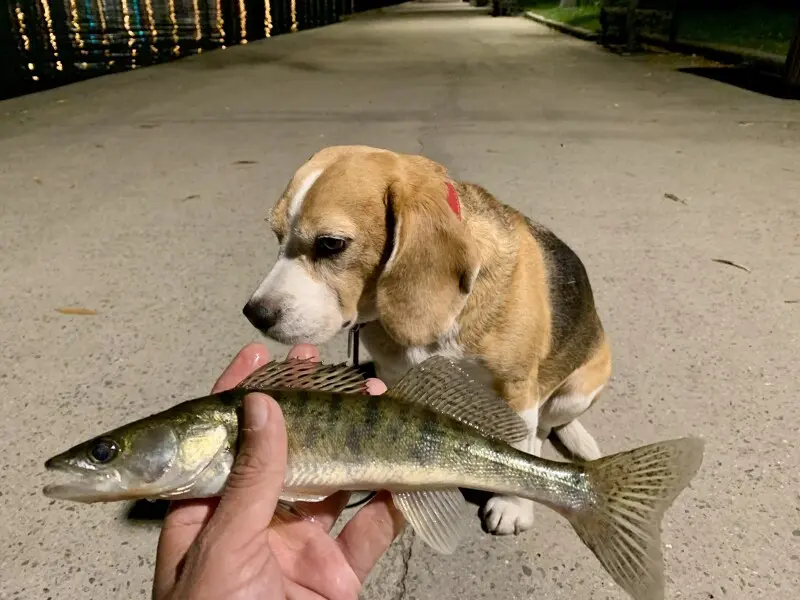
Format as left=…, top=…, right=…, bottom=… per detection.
left=1, top=2, right=799, bottom=599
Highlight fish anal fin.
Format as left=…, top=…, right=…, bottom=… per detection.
left=236, top=359, right=369, bottom=395
left=386, top=356, right=529, bottom=444
left=391, top=488, right=472, bottom=555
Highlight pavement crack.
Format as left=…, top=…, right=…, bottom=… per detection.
left=394, top=530, right=414, bottom=600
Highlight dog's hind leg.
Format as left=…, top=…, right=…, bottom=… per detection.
left=549, top=415, right=602, bottom=461
left=540, top=340, right=611, bottom=462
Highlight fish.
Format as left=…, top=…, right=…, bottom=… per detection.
left=43, top=355, right=704, bottom=600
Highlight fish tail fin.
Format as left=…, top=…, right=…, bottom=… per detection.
left=566, top=437, right=705, bottom=600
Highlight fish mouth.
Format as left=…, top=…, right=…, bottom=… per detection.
left=42, top=483, right=121, bottom=503
left=42, top=460, right=128, bottom=503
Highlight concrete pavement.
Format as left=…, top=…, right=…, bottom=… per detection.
left=1, top=2, right=799, bottom=599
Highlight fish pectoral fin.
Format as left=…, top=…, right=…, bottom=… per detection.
left=272, top=489, right=340, bottom=526
left=273, top=501, right=315, bottom=525
left=391, top=488, right=473, bottom=555
left=385, top=356, right=529, bottom=445
left=236, top=359, right=369, bottom=395
left=279, top=489, right=334, bottom=503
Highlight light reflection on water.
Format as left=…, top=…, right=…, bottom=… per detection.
left=1, top=0, right=387, bottom=99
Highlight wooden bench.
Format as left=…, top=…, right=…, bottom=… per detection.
left=490, top=0, right=523, bottom=17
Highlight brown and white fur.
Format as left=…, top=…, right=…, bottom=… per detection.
left=243, top=145, right=612, bottom=536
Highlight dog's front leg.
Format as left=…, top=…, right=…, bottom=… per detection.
left=482, top=377, right=541, bottom=536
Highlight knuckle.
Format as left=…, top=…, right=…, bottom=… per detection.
left=227, top=446, right=271, bottom=488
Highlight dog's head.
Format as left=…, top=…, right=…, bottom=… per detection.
left=243, top=145, right=481, bottom=347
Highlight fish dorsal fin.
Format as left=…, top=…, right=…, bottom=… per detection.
left=386, top=355, right=529, bottom=444
left=235, top=359, right=369, bottom=395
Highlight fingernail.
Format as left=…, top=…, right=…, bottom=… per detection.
left=244, top=393, right=269, bottom=430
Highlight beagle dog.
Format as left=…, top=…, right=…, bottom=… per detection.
left=243, top=145, right=612, bottom=536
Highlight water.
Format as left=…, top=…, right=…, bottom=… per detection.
left=0, top=0, right=399, bottom=99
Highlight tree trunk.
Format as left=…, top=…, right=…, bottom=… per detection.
left=669, top=0, right=682, bottom=46
left=626, top=0, right=639, bottom=53
left=784, top=12, right=800, bottom=89
left=559, top=0, right=578, bottom=8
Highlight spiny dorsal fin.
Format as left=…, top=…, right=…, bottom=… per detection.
left=235, top=359, right=369, bottom=395
left=386, top=355, right=529, bottom=444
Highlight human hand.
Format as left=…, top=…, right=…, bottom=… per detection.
left=152, top=342, right=406, bottom=600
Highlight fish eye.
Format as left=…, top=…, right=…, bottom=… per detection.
left=88, top=438, right=120, bottom=464
left=314, top=236, right=348, bottom=259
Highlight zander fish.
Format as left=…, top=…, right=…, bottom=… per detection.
left=43, top=355, right=704, bottom=600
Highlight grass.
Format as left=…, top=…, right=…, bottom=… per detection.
left=524, top=2, right=796, bottom=57
left=525, top=1, right=602, bottom=33
left=678, top=8, right=795, bottom=56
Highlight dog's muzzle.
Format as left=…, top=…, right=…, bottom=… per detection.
left=242, top=299, right=281, bottom=332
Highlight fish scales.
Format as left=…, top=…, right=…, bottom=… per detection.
left=272, top=388, right=584, bottom=509
left=42, top=355, right=705, bottom=600
left=276, top=390, right=455, bottom=490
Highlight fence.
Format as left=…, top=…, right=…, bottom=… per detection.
left=0, top=0, right=404, bottom=99
left=594, top=0, right=800, bottom=87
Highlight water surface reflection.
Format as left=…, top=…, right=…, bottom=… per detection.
left=1, top=0, right=391, bottom=99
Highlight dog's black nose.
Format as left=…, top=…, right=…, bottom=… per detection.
left=243, top=300, right=281, bottom=331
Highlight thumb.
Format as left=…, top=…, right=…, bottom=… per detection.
left=208, top=392, right=288, bottom=539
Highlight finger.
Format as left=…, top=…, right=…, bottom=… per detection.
left=286, top=343, right=321, bottom=362
left=211, top=343, right=271, bottom=394
left=336, top=491, right=406, bottom=583
left=204, top=393, right=288, bottom=545
left=365, top=378, right=387, bottom=396
left=153, top=344, right=271, bottom=598
left=284, top=578, right=330, bottom=600
left=153, top=497, right=220, bottom=600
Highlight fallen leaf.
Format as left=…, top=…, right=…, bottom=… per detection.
left=56, top=307, right=98, bottom=315
left=664, top=192, right=687, bottom=205
left=33, top=177, right=43, bottom=185
left=233, top=160, right=258, bottom=165
left=711, top=259, right=751, bottom=273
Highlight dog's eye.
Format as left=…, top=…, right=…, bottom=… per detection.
left=314, top=236, right=348, bottom=259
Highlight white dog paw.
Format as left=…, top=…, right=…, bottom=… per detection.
left=482, top=496, right=535, bottom=535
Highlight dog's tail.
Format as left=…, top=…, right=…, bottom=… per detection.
left=550, top=418, right=602, bottom=461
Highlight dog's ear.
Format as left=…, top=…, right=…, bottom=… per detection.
left=376, top=159, right=480, bottom=347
